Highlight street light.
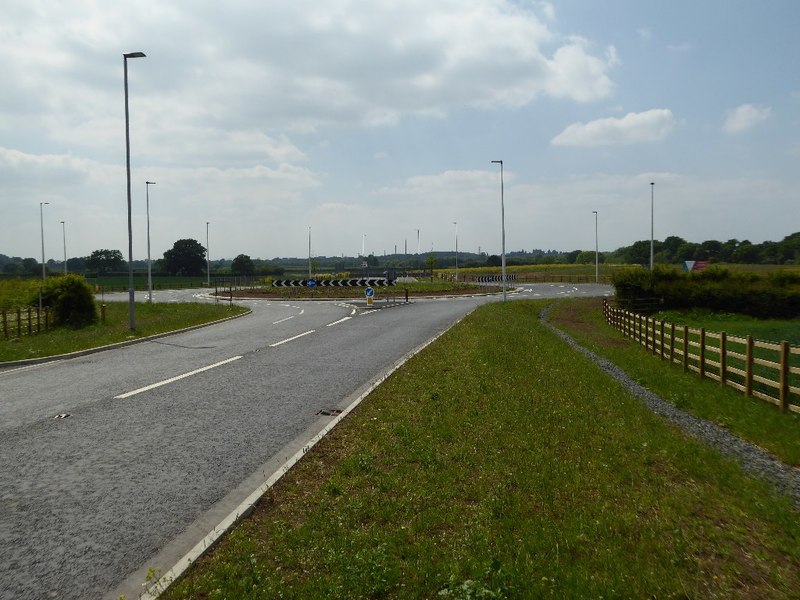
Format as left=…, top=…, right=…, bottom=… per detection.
left=206, top=221, right=210, bottom=286
left=61, top=220, right=67, bottom=275
left=146, top=181, right=156, bottom=302
left=39, top=202, right=49, bottom=282
left=308, top=226, right=312, bottom=279
left=650, top=181, right=655, bottom=271
left=592, top=211, right=599, bottom=283
left=491, top=160, right=507, bottom=302
left=124, top=50, right=146, bottom=331
left=453, top=221, right=458, bottom=282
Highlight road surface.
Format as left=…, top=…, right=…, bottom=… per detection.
left=0, top=284, right=611, bottom=599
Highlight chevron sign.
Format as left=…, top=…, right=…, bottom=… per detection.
left=272, top=278, right=396, bottom=287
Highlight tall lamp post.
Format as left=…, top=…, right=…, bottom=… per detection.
left=39, top=201, right=49, bottom=282
left=592, top=211, right=599, bottom=283
left=206, top=221, right=210, bottom=286
left=308, top=226, right=312, bottom=279
left=453, top=221, right=458, bottom=282
left=650, top=181, right=655, bottom=271
left=146, top=181, right=156, bottom=302
left=124, top=50, right=146, bottom=331
left=491, top=160, right=507, bottom=302
left=61, top=220, right=67, bottom=275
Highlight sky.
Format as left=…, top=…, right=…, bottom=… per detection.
left=1, top=0, right=799, bottom=262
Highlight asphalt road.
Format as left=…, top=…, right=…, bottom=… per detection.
left=0, top=283, right=611, bottom=600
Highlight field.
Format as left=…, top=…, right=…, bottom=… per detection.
left=0, top=302, right=248, bottom=362
left=157, top=300, right=800, bottom=599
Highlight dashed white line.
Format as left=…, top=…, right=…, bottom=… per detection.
left=326, top=316, right=352, bottom=327
left=269, top=330, right=315, bottom=347
left=115, top=356, right=243, bottom=399
left=272, top=316, right=295, bottom=324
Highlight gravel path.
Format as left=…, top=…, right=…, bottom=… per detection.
left=541, top=307, right=800, bottom=509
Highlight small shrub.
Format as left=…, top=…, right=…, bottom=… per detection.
left=32, top=275, right=98, bottom=327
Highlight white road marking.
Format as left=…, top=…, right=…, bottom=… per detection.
left=115, top=356, right=243, bottom=399
left=361, top=310, right=378, bottom=316
left=326, top=316, right=352, bottom=327
left=269, top=330, right=315, bottom=347
left=272, top=316, right=295, bottom=324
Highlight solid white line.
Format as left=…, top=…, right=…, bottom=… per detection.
left=272, top=315, right=295, bottom=324
left=269, top=330, right=315, bottom=347
left=114, top=356, right=242, bottom=399
left=326, top=316, right=352, bottom=327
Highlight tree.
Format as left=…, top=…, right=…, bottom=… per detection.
left=161, top=239, right=207, bottom=276
left=86, top=249, right=124, bottom=274
left=34, top=274, right=97, bottom=327
left=231, top=254, right=255, bottom=275
left=22, top=257, right=39, bottom=275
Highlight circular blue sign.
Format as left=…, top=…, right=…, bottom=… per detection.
left=365, top=286, right=375, bottom=298
left=307, top=278, right=316, bottom=289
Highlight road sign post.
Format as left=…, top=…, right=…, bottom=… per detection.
left=365, top=286, right=375, bottom=306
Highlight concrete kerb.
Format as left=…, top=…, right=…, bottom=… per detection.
left=0, top=308, right=252, bottom=371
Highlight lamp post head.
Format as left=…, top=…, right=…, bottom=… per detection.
left=123, top=51, right=146, bottom=59
left=491, top=160, right=503, bottom=165
left=146, top=181, right=156, bottom=185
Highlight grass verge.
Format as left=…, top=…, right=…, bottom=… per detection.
left=160, top=300, right=799, bottom=599
left=0, top=301, right=248, bottom=362
left=550, top=299, right=800, bottom=467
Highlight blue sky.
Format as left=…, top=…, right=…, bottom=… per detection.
left=1, top=1, right=798, bottom=262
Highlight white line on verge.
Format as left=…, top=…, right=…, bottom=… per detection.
left=114, top=356, right=242, bottom=399
left=272, top=316, right=295, bottom=324
left=326, top=316, right=352, bottom=327
left=269, top=330, right=315, bottom=347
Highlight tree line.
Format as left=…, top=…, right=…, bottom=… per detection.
left=0, top=239, right=284, bottom=277
left=2, top=232, right=798, bottom=277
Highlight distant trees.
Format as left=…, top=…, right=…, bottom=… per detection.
left=86, top=249, right=124, bottom=274
left=231, top=254, right=255, bottom=275
left=161, top=239, right=207, bottom=276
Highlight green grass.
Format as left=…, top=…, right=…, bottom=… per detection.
left=653, top=308, right=800, bottom=346
left=0, top=301, right=248, bottom=362
left=159, top=300, right=800, bottom=600
left=551, top=299, right=800, bottom=467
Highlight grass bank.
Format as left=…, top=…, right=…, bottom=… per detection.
left=551, top=299, right=800, bottom=467
left=159, top=300, right=799, bottom=599
left=0, top=302, right=248, bottom=362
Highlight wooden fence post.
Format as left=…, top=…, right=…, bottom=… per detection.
left=2, top=309, right=7, bottom=339
left=669, top=322, right=676, bottom=364
left=745, top=335, right=754, bottom=397
left=660, top=320, right=665, bottom=360
left=780, top=341, right=790, bottom=412
left=699, top=328, right=706, bottom=379
left=683, top=325, right=689, bottom=372
left=17, top=308, right=22, bottom=338
left=719, top=331, right=727, bottom=384
left=28, top=307, right=32, bottom=335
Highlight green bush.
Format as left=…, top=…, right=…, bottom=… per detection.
left=31, top=275, right=98, bottom=327
left=613, top=266, right=800, bottom=318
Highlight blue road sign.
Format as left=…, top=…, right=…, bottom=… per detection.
left=307, top=278, right=317, bottom=289
left=365, top=286, right=375, bottom=298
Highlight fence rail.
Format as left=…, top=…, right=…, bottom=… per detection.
left=602, top=300, right=799, bottom=414
left=1, top=307, right=53, bottom=339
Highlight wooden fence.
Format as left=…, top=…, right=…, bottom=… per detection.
left=1, top=307, right=53, bottom=339
left=602, top=300, right=800, bottom=414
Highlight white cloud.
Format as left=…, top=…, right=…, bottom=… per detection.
left=551, top=109, right=676, bottom=146
left=722, top=103, right=772, bottom=134
left=637, top=27, right=653, bottom=41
